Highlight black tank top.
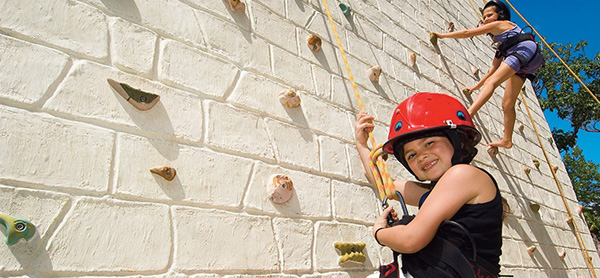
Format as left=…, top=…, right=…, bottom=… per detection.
left=418, top=168, right=503, bottom=273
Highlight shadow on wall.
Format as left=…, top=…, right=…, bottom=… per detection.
left=100, top=0, right=142, bottom=22
left=3, top=232, right=53, bottom=277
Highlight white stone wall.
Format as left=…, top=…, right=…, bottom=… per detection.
left=0, top=0, right=598, bottom=277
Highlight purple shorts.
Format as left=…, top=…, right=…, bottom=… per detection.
left=503, top=40, right=544, bottom=78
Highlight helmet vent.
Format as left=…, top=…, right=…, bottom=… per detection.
left=457, top=111, right=466, bottom=120
left=394, top=121, right=403, bottom=132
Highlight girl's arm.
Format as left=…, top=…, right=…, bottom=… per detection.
left=433, top=21, right=511, bottom=39
left=374, top=164, right=496, bottom=253
left=354, top=112, right=428, bottom=206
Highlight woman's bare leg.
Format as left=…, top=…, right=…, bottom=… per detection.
left=468, top=63, right=517, bottom=116
left=488, top=74, right=525, bottom=149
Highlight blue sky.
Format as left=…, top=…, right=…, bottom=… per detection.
left=508, top=0, right=600, bottom=163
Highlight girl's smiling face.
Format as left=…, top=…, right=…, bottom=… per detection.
left=482, top=6, right=499, bottom=24
left=403, top=136, right=455, bottom=181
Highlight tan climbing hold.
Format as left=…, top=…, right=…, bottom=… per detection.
left=267, top=174, right=294, bottom=204
left=523, top=167, right=531, bottom=175
left=307, top=34, right=322, bottom=52
left=471, top=66, right=480, bottom=77
left=446, top=21, right=455, bottom=32
left=226, top=0, right=245, bottom=12
left=577, top=205, right=583, bottom=216
left=527, top=245, right=537, bottom=255
left=462, top=88, right=472, bottom=96
left=279, top=89, right=301, bottom=108
left=552, top=165, right=559, bottom=173
left=150, top=166, right=177, bottom=181
left=529, top=203, right=540, bottom=213
left=518, top=122, right=525, bottom=132
left=107, top=78, right=160, bottom=111
left=533, top=159, right=540, bottom=169
left=409, top=52, right=417, bottom=67
left=486, top=145, right=498, bottom=157
left=430, top=33, right=438, bottom=46
left=334, top=242, right=366, bottom=264
left=367, top=66, right=382, bottom=82
left=566, top=216, right=573, bottom=226
left=560, top=249, right=566, bottom=259
left=517, top=98, right=522, bottom=106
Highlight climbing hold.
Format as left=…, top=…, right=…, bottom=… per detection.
left=334, top=242, right=366, bottom=264
left=529, top=203, right=540, bottom=213
left=307, top=34, right=322, bottom=52
left=523, top=167, right=531, bottom=175
left=566, top=216, right=574, bottom=226
left=107, top=79, right=160, bottom=111
left=446, top=21, right=455, bottom=32
left=150, top=166, right=177, bottom=181
left=471, top=66, right=480, bottom=78
left=533, top=159, right=540, bottom=169
left=527, top=245, right=537, bottom=255
left=552, top=165, right=559, bottom=173
left=560, top=250, right=567, bottom=259
left=486, top=145, right=498, bottom=157
left=409, top=52, right=417, bottom=67
left=367, top=66, right=382, bottom=82
left=268, top=174, right=294, bottom=204
left=577, top=205, right=583, bottom=216
left=226, top=0, right=245, bottom=12
left=279, top=89, right=301, bottom=108
left=0, top=214, right=36, bottom=246
left=339, top=2, right=351, bottom=16
left=462, top=88, right=472, bottom=96
left=517, top=98, right=522, bottom=106
left=518, top=122, right=525, bottom=132
left=429, top=33, right=438, bottom=46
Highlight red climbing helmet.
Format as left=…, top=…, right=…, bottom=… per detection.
left=383, top=93, right=481, bottom=179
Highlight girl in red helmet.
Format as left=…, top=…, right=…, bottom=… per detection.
left=355, top=93, right=505, bottom=277
left=431, top=0, right=544, bottom=150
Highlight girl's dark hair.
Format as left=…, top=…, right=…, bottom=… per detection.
left=483, top=1, right=511, bottom=21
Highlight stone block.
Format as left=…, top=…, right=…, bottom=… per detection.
left=252, top=3, right=297, bottom=51
left=0, top=105, right=113, bottom=192
left=332, top=180, right=378, bottom=223
left=265, top=118, right=319, bottom=171
left=0, top=0, right=108, bottom=60
left=0, top=185, right=70, bottom=271
left=109, top=18, right=157, bottom=76
left=198, top=11, right=271, bottom=73
left=159, top=39, right=239, bottom=98
left=244, top=162, right=331, bottom=218
left=42, top=198, right=171, bottom=272
left=115, top=133, right=253, bottom=207
left=301, top=94, right=353, bottom=141
left=319, top=136, right=350, bottom=178
left=172, top=207, right=278, bottom=271
left=273, top=218, right=313, bottom=271
left=205, top=100, right=275, bottom=160
left=271, top=46, right=315, bottom=92
left=44, top=61, right=204, bottom=143
left=0, top=34, right=69, bottom=105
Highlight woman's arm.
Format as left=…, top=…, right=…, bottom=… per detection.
left=433, top=21, right=511, bottom=39
left=374, top=164, right=496, bottom=253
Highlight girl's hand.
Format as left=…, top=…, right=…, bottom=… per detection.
left=463, top=86, right=477, bottom=96
left=354, top=112, right=375, bottom=146
left=373, top=206, right=399, bottom=234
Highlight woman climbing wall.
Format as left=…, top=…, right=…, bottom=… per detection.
left=432, top=0, right=544, bottom=150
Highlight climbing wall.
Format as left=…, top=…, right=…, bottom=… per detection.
left=0, top=0, right=598, bottom=277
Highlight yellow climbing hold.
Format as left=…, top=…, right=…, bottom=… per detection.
left=334, top=242, right=366, bottom=264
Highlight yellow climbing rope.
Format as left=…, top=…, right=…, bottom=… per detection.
left=504, top=0, right=600, bottom=106
left=465, top=1, right=597, bottom=276
left=320, top=0, right=396, bottom=201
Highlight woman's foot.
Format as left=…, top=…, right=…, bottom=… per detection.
left=488, top=139, right=513, bottom=149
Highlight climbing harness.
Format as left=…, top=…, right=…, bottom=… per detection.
left=320, top=0, right=396, bottom=203
left=493, top=31, right=543, bottom=81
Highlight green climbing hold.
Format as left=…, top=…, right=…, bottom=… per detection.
left=430, top=33, right=439, bottom=46
left=107, top=78, right=160, bottom=111
left=0, top=213, right=36, bottom=246
left=339, top=2, right=351, bottom=16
